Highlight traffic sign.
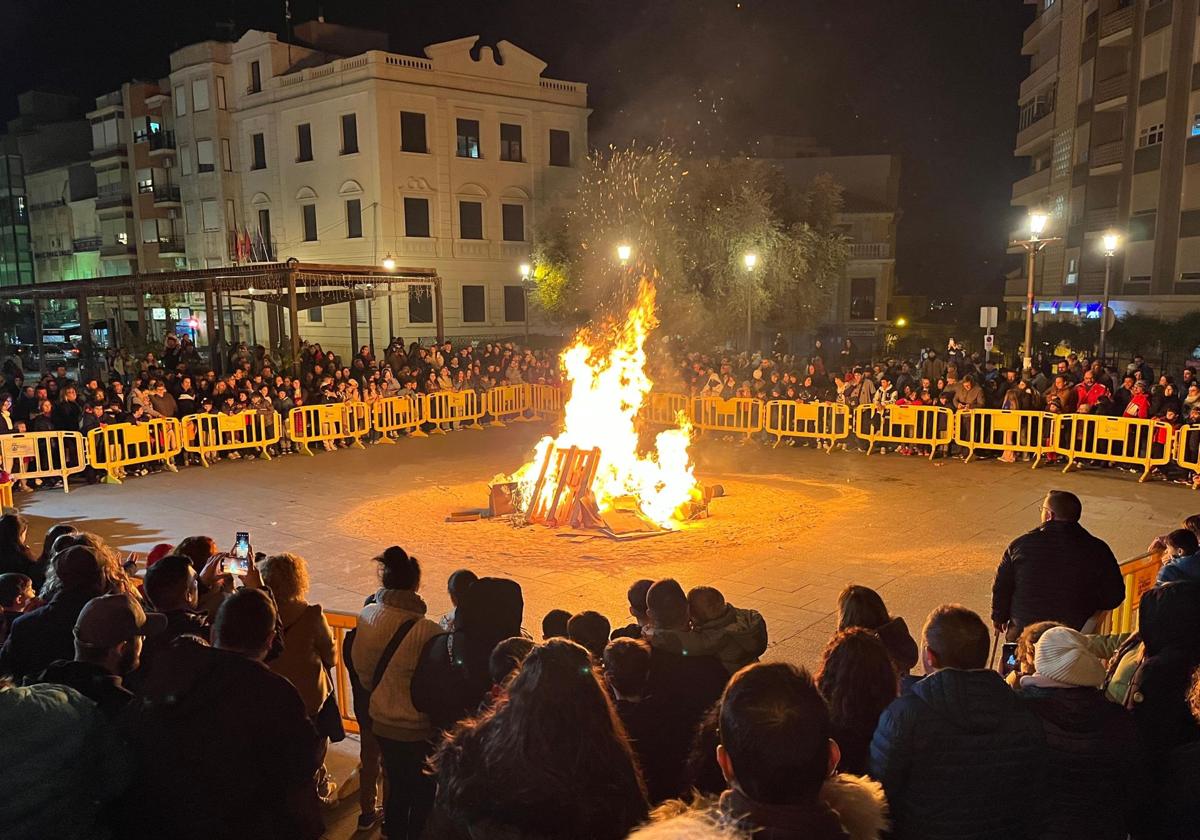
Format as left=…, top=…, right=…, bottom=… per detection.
left=984, top=334, right=995, bottom=352
left=979, top=306, right=999, bottom=329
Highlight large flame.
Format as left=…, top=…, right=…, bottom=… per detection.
left=514, top=279, right=699, bottom=529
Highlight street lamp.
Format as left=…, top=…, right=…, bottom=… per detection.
left=1013, top=210, right=1059, bottom=371
left=381, top=254, right=396, bottom=271
left=519, top=263, right=533, bottom=342
left=743, top=252, right=758, bottom=350
left=1099, top=231, right=1121, bottom=362
left=616, top=243, right=632, bottom=265
left=895, top=316, right=908, bottom=328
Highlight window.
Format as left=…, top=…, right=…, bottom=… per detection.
left=297, top=123, right=313, bottom=161
left=221, top=138, right=232, bottom=172
left=192, top=78, right=209, bottom=112
left=849, top=277, right=876, bottom=321
left=185, top=202, right=198, bottom=233
left=201, top=199, right=220, bottom=232
left=408, top=287, right=433, bottom=323
left=549, top=129, right=571, bottom=166
left=250, top=133, right=266, bottom=170
left=501, top=203, right=525, bottom=241
left=1066, top=256, right=1078, bottom=286
left=456, top=118, right=481, bottom=158
left=500, top=123, right=522, bottom=162
left=340, top=114, right=358, bottom=155
left=197, top=139, right=215, bottom=173
left=258, top=208, right=272, bottom=244
left=249, top=60, right=262, bottom=94
left=346, top=199, right=363, bottom=238
left=216, top=76, right=227, bottom=110
left=180, top=144, right=194, bottom=176
left=458, top=201, right=483, bottom=239
left=174, top=86, right=186, bottom=116
left=461, top=285, right=485, bottom=323
left=1139, top=122, right=1165, bottom=148
left=400, top=111, right=427, bottom=153
left=225, top=199, right=236, bottom=229
left=404, top=197, right=431, bottom=237
left=1191, top=114, right=1200, bottom=138
left=136, top=169, right=154, bottom=194
left=504, top=285, right=526, bottom=322
left=355, top=298, right=369, bottom=324
left=301, top=204, right=318, bottom=241
left=308, top=306, right=323, bottom=323
left=141, top=219, right=161, bottom=243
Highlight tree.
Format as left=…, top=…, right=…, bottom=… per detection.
left=530, top=144, right=848, bottom=345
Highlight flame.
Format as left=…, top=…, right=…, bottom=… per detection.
left=514, top=279, right=699, bottom=529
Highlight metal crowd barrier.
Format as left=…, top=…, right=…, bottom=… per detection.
left=182, top=410, right=280, bottom=464
left=86, top=418, right=182, bottom=484
left=692, top=396, right=763, bottom=437
left=287, top=404, right=370, bottom=456
left=485, top=384, right=531, bottom=427
left=642, top=392, right=691, bottom=427
left=1175, top=426, right=1200, bottom=479
left=425, top=390, right=484, bottom=433
left=764, top=401, right=850, bottom=451
left=1095, top=552, right=1161, bottom=635
left=954, top=409, right=1056, bottom=466
left=0, top=431, right=88, bottom=492
left=1050, top=414, right=1173, bottom=482
left=371, top=395, right=427, bottom=441
left=854, top=404, right=954, bottom=459
left=325, top=608, right=361, bottom=736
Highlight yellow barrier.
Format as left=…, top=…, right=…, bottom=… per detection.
left=1051, top=414, right=1173, bottom=482
left=1096, top=552, right=1162, bottom=635
left=954, top=409, right=1056, bottom=466
left=642, top=393, right=692, bottom=427
left=1175, top=426, right=1200, bottom=480
left=529, top=383, right=565, bottom=420
left=692, top=396, right=763, bottom=437
left=371, top=395, right=427, bottom=442
left=182, top=411, right=280, bottom=464
left=86, top=418, right=182, bottom=484
left=326, top=609, right=361, bottom=736
left=764, top=401, right=850, bottom=451
left=0, top=481, right=11, bottom=509
left=425, top=390, right=484, bottom=434
left=287, top=403, right=369, bottom=456
left=854, top=404, right=954, bottom=459
left=0, top=431, right=88, bottom=492
left=485, top=384, right=531, bottom=427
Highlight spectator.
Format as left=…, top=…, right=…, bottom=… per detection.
left=0, top=678, right=132, bottom=840
left=487, top=635, right=535, bottom=697
left=991, top=490, right=1125, bottom=638
left=836, top=585, right=919, bottom=687
left=605, top=636, right=682, bottom=803
left=870, top=604, right=1047, bottom=840
left=34, top=522, right=76, bottom=589
left=125, top=587, right=324, bottom=840
left=426, top=639, right=649, bottom=840
left=439, top=567, right=478, bottom=630
left=0, top=545, right=105, bottom=682
left=0, top=572, right=34, bottom=644
left=351, top=546, right=441, bottom=839
left=258, top=552, right=340, bottom=804
left=628, top=812, right=749, bottom=840
left=816, top=628, right=899, bottom=776
left=542, top=607, right=571, bottom=639
left=0, top=514, right=41, bottom=589
left=1004, top=619, right=1062, bottom=686
left=643, top=586, right=767, bottom=675
left=568, top=609, right=612, bottom=661
left=1015, top=626, right=1143, bottom=840
left=611, top=578, right=654, bottom=640
left=1158, top=527, right=1200, bottom=584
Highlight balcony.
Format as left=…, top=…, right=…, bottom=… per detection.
left=1015, top=111, right=1054, bottom=155
left=34, top=247, right=73, bottom=259
left=95, top=183, right=132, bottom=210
left=99, top=241, right=136, bottom=259
left=848, top=242, right=892, bottom=260
left=1023, top=0, right=1061, bottom=53
left=152, top=185, right=181, bottom=205
left=156, top=236, right=185, bottom=256
left=1090, top=139, right=1124, bottom=168
left=90, top=142, right=126, bottom=162
left=1019, top=57, right=1060, bottom=101
left=147, top=130, right=176, bottom=155
left=1094, top=73, right=1129, bottom=109
left=1084, top=206, right=1119, bottom=230
left=72, top=236, right=101, bottom=252
left=1099, top=4, right=1135, bottom=41
left=1011, top=168, right=1052, bottom=202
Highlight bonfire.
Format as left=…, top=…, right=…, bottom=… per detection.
left=511, top=279, right=701, bottom=531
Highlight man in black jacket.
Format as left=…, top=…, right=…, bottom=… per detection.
left=869, top=605, right=1048, bottom=840
left=991, top=490, right=1125, bottom=638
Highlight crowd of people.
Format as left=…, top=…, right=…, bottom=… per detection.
left=0, top=488, right=1198, bottom=839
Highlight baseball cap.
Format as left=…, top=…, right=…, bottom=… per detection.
left=74, top=593, right=167, bottom=648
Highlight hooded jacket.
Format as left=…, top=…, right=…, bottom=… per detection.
left=715, top=776, right=888, bottom=840
left=643, top=603, right=768, bottom=674
left=1157, top=550, right=1200, bottom=585
left=869, top=667, right=1048, bottom=840
left=873, top=616, right=919, bottom=682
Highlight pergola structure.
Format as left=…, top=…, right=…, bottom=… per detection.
left=5, top=261, right=443, bottom=376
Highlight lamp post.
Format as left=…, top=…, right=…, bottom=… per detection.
left=743, top=252, right=758, bottom=350
left=519, top=263, right=532, bottom=342
left=381, top=253, right=396, bottom=344
left=1014, top=211, right=1058, bottom=371
left=616, top=243, right=632, bottom=266
left=1099, top=231, right=1120, bottom=362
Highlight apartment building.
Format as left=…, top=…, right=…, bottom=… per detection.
left=167, top=23, right=588, bottom=353
left=26, top=162, right=100, bottom=284
left=1011, top=0, right=1200, bottom=323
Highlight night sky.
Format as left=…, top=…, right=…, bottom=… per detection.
left=2, top=0, right=1031, bottom=299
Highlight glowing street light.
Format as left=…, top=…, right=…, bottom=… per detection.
left=1029, top=211, right=1049, bottom=239
left=743, top=252, right=758, bottom=349
left=616, top=243, right=632, bottom=265
left=519, top=263, right=532, bottom=280
left=1014, top=209, right=1059, bottom=370
left=381, top=253, right=396, bottom=271
left=519, top=263, right=533, bottom=341
left=743, top=252, right=758, bottom=270
left=895, top=316, right=908, bottom=328
left=1099, top=231, right=1122, bottom=361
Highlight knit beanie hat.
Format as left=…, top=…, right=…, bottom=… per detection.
left=1034, top=626, right=1106, bottom=688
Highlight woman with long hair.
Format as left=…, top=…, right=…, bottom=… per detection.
left=427, top=639, right=649, bottom=840
left=836, top=585, right=919, bottom=686
left=816, top=628, right=899, bottom=775
left=0, top=514, right=40, bottom=589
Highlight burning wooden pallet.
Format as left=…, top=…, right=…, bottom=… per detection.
left=525, top=445, right=602, bottom=528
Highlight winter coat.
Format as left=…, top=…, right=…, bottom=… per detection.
left=643, top=604, right=768, bottom=674
left=0, top=682, right=132, bottom=840
left=714, top=777, right=889, bottom=840
left=0, top=589, right=94, bottom=683
left=1016, top=683, right=1144, bottom=840
left=352, top=588, right=440, bottom=741
left=1130, top=582, right=1200, bottom=752
left=33, top=659, right=135, bottom=720
left=1157, top=550, right=1200, bottom=584
left=953, top=385, right=984, bottom=411
left=869, top=667, right=1048, bottom=840
left=991, top=520, right=1125, bottom=632
left=270, top=600, right=335, bottom=717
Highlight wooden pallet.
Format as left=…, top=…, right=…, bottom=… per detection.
left=525, top=445, right=602, bottom=527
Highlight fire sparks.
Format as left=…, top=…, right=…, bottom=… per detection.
left=515, top=279, right=700, bottom=529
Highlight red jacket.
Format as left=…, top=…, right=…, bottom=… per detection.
left=1075, top=382, right=1108, bottom=409
left=1123, top=393, right=1151, bottom=418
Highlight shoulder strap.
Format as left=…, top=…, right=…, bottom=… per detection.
left=372, top=619, right=417, bottom=689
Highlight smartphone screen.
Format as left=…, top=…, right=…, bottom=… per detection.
left=224, top=531, right=250, bottom=575
left=999, top=642, right=1019, bottom=678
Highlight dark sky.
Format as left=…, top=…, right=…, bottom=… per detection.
left=2, top=0, right=1031, bottom=298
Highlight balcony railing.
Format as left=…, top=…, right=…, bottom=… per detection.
left=848, top=242, right=891, bottom=259
left=1015, top=111, right=1054, bottom=152
left=147, top=130, right=176, bottom=152
left=90, top=142, right=126, bottom=159
left=156, top=236, right=185, bottom=254
left=152, top=185, right=181, bottom=204
left=1090, top=139, right=1124, bottom=168
left=72, top=236, right=101, bottom=252
left=1095, top=73, right=1129, bottom=105
left=1085, top=206, right=1119, bottom=230
left=1100, top=4, right=1135, bottom=39
left=99, top=242, right=136, bottom=257
left=1012, top=168, right=1052, bottom=200
left=95, top=183, right=132, bottom=209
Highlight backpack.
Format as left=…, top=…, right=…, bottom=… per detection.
left=410, top=631, right=476, bottom=732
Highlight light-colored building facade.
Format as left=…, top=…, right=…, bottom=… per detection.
left=1011, top=0, right=1200, bottom=323
left=26, top=162, right=100, bottom=285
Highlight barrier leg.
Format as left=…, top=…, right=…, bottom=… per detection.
left=103, top=466, right=123, bottom=485
left=409, top=426, right=427, bottom=439
left=351, top=437, right=365, bottom=451
left=259, top=443, right=273, bottom=461
left=963, top=444, right=976, bottom=464
left=375, top=433, right=396, bottom=445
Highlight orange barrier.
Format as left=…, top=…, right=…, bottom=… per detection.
left=854, top=404, right=954, bottom=459
left=529, top=384, right=565, bottom=420
left=182, top=411, right=280, bottom=463
left=0, top=431, right=88, bottom=492
left=1175, top=425, right=1200, bottom=481
left=371, top=395, right=427, bottom=441
left=424, top=390, right=484, bottom=434
left=954, top=409, right=1056, bottom=466
left=325, top=609, right=361, bottom=736
left=86, top=418, right=182, bottom=484
left=287, top=403, right=369, bottom=456
left=1051, top=414, right=1173, bottom=482
left=691, top=396, right=763, bottom=437
left=642, top=393, right=691, bottom=427
left=764, top=401, right=850, bottom=451
left=1095, top=552, right=1162, bottom=635
left=485, top=384, right=531, bottom=427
